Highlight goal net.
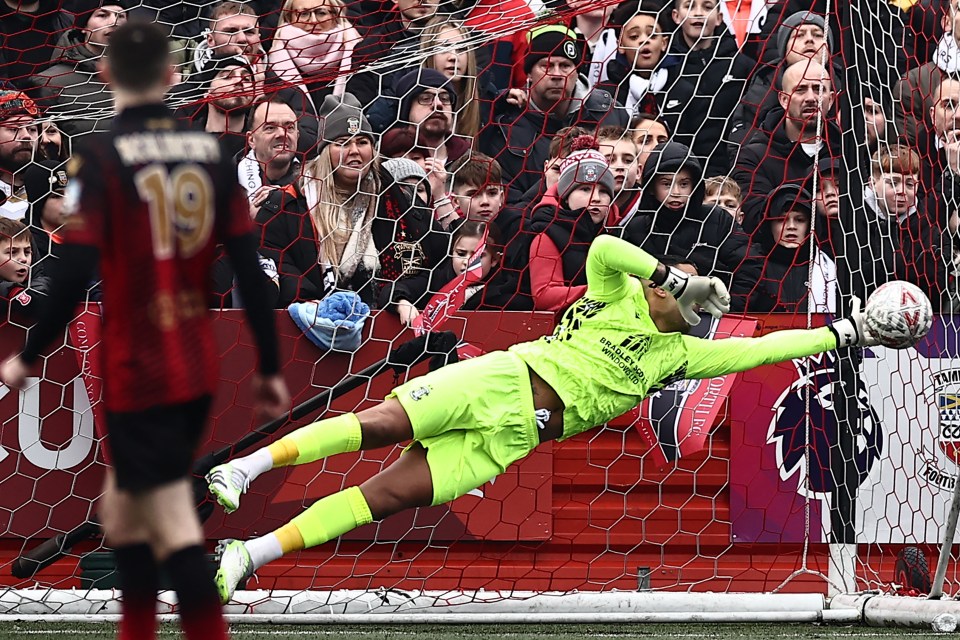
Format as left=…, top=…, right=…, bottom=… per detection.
left=0, top=0, right=957, bottom=625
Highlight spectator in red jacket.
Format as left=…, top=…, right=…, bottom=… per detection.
left=524, top=137, right=616, bottom=312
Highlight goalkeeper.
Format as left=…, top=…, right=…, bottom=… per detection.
left=208, top=234, right=878, bottom=602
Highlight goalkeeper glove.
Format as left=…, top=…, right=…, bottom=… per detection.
left=658, top=266, right=731, bottom=326
left=828, top=296, right=880, bottom=348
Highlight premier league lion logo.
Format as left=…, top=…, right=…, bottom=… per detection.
left=767, top=351, right=884, bottom=498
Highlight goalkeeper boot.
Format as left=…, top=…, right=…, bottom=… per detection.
left=214, top=539, right=253, bottom=604
left=206, top=463, right=250, bottom=514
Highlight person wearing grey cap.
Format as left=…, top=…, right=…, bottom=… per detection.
left=256, top=92, right=445, bottom=308
left=728, top=10, right=842, bottom=145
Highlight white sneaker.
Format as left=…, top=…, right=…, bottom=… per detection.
left=214, top=539, right=253, bottom=604
left=206, top=462, right=250, bottom=514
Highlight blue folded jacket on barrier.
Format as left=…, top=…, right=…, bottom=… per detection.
left=288, top=292, right=371, bottom=352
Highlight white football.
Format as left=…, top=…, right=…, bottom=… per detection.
left=863, top=281, right=934, bottom=349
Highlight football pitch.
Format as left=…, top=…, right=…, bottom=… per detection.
left=0, top=623, right=953, bottom=640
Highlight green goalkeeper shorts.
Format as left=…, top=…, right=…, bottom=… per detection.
left=389, top=350, right=539, bottom=506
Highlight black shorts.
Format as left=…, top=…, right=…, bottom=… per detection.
left=105, top=395, right=212, bottom=493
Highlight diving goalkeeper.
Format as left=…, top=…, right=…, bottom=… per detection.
left=207, top=234, right=878, bottom=602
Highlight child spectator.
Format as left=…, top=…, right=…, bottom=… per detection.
left=0, top=217, right=47, bottom=317
left=858, top=145, right=946, bottom=308
left=666, top=0, right=754, bottom=176
left=597, top=125, right=641, bottom=225
left=380, top=221, right=527, bottom=323
left=523, top=137, right=615, bottom=312
left=449, top=152, right=505, bottom=224
left=514, top=125, right=591, bottom=210
left=749, top=184, right=837, bottom=314
left=704, top=176, right=744, bottom=225
left=597, top=2, right=693, bottom=135
left=629, top=113, right=669, bottom=176
left=624, top=141, right=762, bottom=312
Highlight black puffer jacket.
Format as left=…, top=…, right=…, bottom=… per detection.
left=479, top=78, right=629, bottom=205
left=732, top=106, right=843, bottom=235
left=623, top=141, right=762, bottom=312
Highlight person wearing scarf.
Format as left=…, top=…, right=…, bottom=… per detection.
left=267, top=0, right=361, bottom=108
left=524, top=138, right=616, bottom=313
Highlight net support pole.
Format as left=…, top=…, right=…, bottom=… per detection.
left=928, top=468, right=960, bottom=599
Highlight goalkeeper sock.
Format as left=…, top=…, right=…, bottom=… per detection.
left=243, top=487, right=371, bottom=572
left=292, top=486, right=373, bottom=549
left=163, top=545, right=227, bottom=640
left=269, top=413, right=363, bottom=467
left=114, top=543, right=158, bottom=640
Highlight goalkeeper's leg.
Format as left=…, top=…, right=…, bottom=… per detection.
left=207, top=399, right=414, bottom=513
left=214, top=444, right=436, bottom=603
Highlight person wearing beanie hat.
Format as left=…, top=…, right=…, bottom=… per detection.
left=395, top=68, right=458, bottom=127
left=556, top=148, right=616, bottom=204
left=524, top=25, right=584, bottom=76
left=776, top=11, right=834, bottom=64
left=479, top=22, right=628, bottom=205
left=520, top=136, right=613, bottom=312
left=389, top=67, right=469, bottom=168
left=382, top=157, right=431, bottom=204
left=173, top=54, right=254, bottom=158
left=627, top=140, right=763, bottom=312
left=0, top=91, right=39, bottom=221
left=316, top=92, right=374, bottom=153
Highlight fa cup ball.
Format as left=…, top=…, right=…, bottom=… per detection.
left=863, top=281, right=933, bottom=349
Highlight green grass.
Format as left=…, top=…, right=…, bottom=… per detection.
left=0, top=623, right=954, bottom=640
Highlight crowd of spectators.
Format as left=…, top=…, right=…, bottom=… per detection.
left=0, top=0, right=956, bottom=330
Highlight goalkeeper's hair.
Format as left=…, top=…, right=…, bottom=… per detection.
left=659, top=253, right=698, bottom=273
left=870, top=144, right=921, bottom=178
left=107, top=22, right=171, bottom=92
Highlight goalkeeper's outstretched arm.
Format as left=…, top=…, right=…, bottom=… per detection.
left=681, top=297, right=877, bottom=380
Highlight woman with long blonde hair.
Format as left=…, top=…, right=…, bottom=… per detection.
left=268, top=0, right=361, bottom=104
left=256, top=95, right=445, bottom=306
left=420, top=18, right=480, bottom=141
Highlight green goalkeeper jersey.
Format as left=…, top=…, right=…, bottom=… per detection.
left=509, top=235, right=837, bottom=440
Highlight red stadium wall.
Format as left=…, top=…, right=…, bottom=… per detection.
left=0, top=311, right=917, bottom=594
